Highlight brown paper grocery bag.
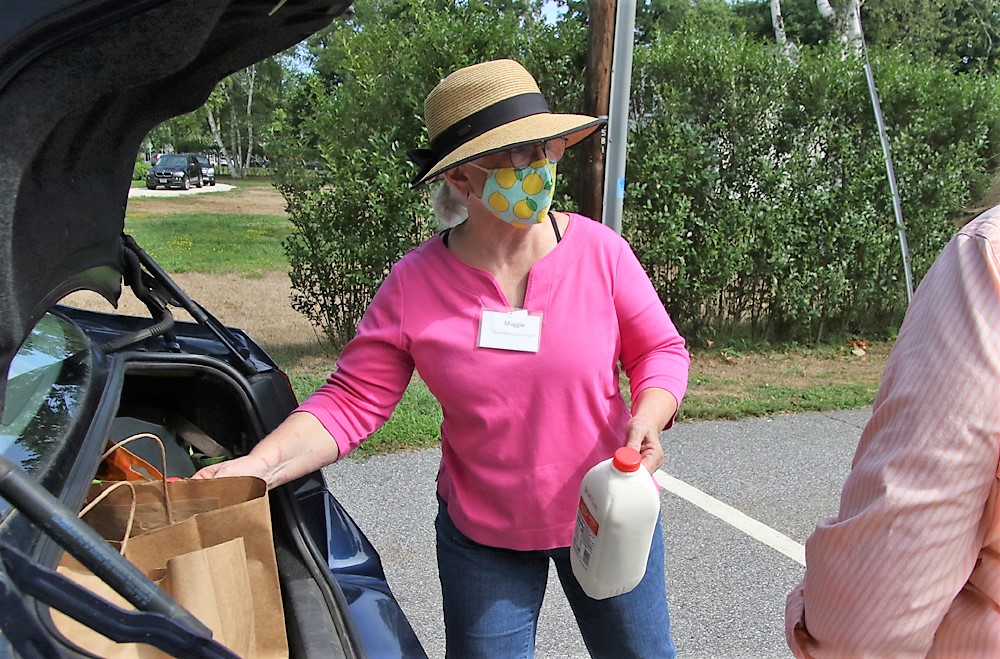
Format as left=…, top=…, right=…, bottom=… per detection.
left=122, top=479, right=287, bottom=657
left=53, top=537, right=256, bottom=658
left=56, top=476, right=287, bottom=658
left=84, top=434, right=216, bottom=539
left=160, top=537, right=256, bottom=657
left=83, top=475, right=261, bottom=539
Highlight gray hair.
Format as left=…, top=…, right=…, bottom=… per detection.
left=432, top=180, right=468, bottom=229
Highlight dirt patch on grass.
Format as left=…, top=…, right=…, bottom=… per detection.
left=683, top=341, right=889, bottom=419
left=62, top=270, right=319, bottom=352
left=127, top=184, right=289, bottom=217
left=691, top=343, right=889, bottom=390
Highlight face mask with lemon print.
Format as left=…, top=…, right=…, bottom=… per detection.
left=477, top=159, right=557, bottom=228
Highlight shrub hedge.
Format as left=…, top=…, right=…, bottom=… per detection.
left=278, top=14, right=1000, bottom=347
left=133, top=160, right=150, bottom=181
left=626, top=33, right=999, bottom=341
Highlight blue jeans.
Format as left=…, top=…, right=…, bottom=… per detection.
left=435, top=498, right=676, bottom=658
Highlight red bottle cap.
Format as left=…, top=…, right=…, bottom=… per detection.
left=612, top=446, right=642, bottom=472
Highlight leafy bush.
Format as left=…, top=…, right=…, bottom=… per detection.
left=279, top=135, right=430, bottom=347
left=133, top=160, right=150, bottom=181
left=626, top=31, right=1000, bottom=342
left=275, top=3, right=999, bottom=347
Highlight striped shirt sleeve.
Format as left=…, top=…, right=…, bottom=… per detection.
left=786, top=208, right=1000, bottom=657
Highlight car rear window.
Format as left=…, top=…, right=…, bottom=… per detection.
left=1, top=313, right=92, bottom=518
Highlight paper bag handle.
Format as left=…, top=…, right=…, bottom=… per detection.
left=100, top=433, right=173, bottom=525
left=80, top=480, right=136, bottom=554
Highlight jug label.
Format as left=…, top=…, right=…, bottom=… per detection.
left=573, top=497, right=599, bottom=568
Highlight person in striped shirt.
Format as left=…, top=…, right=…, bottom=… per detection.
left=786, top=178, right=1000, bottom=657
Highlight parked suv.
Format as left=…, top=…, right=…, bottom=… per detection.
left=146, top=153, right=203, bottom=190
left=185, top=153, right=216, bottom=186
left=0, top=2, right=425, bottom=658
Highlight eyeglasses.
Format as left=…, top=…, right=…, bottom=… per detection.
left=504, top=138, right=567, bottom=168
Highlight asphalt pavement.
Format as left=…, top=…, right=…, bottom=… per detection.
left=324, top=408, right=870, bottom=658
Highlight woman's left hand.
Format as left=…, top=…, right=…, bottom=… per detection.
left=624, top=416, right=664, bottom=475
left=625, top=387, right=678, bottom=475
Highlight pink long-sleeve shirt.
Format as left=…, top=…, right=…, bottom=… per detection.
left=298, top=214, right=689, bottom=550
left=786, top=206, right=1000, bottom=657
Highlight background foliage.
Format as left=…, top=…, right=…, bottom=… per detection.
left=144, top=58, right=286, bottom=177
left=626, top=30, right=999, bottom=341
left=152, top=0, right=1000, bottom=347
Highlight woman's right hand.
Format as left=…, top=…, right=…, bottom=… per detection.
left=192, top=453, right=272, bottom=481
left=190, top=411, right=341, bottom=490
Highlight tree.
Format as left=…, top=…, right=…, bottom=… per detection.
left=861, top=0, right=999, bottom=72
left=771, top=0, right=789, bottom=47
left=204, top=57, right=286, bottom=177
left=815, top=0, right=863, bottom=56
left=733, top=0, right=831, bottom=46
left=144, top=55, right=287, bottom=174
left=770, top=0, right=802, bottom=59
left=736, top=0, right=999, bottom=71
left=144, top=112, right=210, bottom=158
left=563, top=0, right=745, bottom=43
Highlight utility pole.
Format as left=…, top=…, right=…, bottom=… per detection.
left=579, top=0, right=615, bottom=222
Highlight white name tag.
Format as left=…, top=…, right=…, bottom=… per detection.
left=478, top=308, right=542, bottom=353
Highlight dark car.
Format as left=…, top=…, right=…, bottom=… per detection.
left=0, top=2, right=426, bottom=658
left=146, top=153, right=203, bottom=190
left=185, top=153, right=216, bottom=186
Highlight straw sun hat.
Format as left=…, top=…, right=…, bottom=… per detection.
left=407, top=59, right=607, bottom=188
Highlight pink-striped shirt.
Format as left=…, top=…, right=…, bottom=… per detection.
left=786, top=206, right=1000, bottom=657
left=298, top=215, right=689, bottom=550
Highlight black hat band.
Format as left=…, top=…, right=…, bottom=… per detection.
left=429, top=92, right=550, bottom=165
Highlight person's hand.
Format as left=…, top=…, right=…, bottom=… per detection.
left=189, top=412, right=340, bottom=489
left=192, top=453, right=272, bottom=482
left=624, top=416, right=664, bottom=475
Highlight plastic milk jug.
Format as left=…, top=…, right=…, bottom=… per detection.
left=570, top=446, right=661, bottom=599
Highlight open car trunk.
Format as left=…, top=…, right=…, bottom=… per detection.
left=108, top=357, right=354, bottom=658
left=0, top=2, right=427, bottom=655
left=1, top=302, right=424, bottom=657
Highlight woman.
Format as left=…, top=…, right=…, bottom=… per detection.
left=195, top=59, right=689, bottom=658
left=785, top=175, right=1000, bottom=657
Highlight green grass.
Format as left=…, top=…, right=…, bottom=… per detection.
left=286, top=370, right=442, bottom=459
left=359, top=380, right=443, bottom=458
left=679, top=379, right=878, bottom=420
left=216, top=175, right=276, bottom=187
left=124, top=213, right=290, bottom=277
